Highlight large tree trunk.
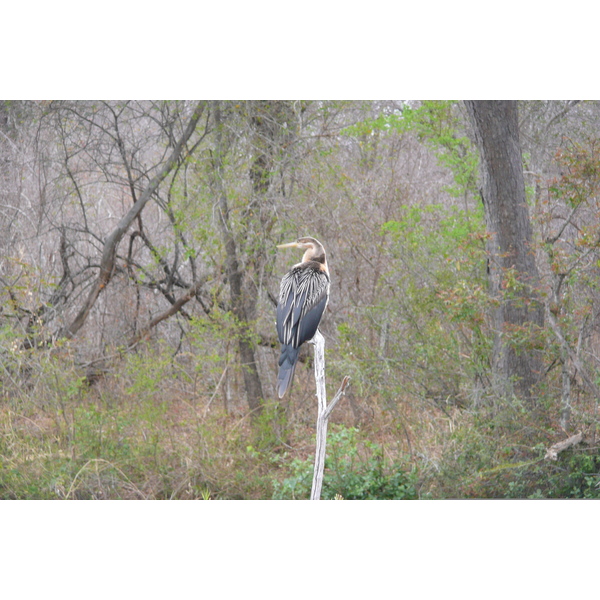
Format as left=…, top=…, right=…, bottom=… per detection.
left=465, top=101, right=544, bottom=400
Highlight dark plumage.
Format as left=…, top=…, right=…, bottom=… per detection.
left=276, top=237, right=330, bottom=398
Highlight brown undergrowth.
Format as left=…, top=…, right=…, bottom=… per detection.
left=2, top=345, right=599, bottom=499
left=0, top=347, right=427, bottom=499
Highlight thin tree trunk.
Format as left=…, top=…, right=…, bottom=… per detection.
left=210, top=101, right=297, bottom=416
left=211, top=102, right=265, bottom=415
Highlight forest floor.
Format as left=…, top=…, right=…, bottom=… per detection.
left=1, top=357, right=597, bottom=500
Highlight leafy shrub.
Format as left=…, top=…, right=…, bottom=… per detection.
left=335, top=201, right=492, bottom=412
left=428, top=397, right=600, bottom=499
left=272, top=425, right=418, bottom=500
left=501, top=450, right=600, bottom=499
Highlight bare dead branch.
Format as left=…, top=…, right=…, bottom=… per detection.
left=545, top=432, right=583, bottom=461
left=57, top=101, right=206, bottom=340
left=310, top=330, right=350, bottom=500
left=323, top=375, right=351, bottom=421
left=127, top=280, right=205, bottom=347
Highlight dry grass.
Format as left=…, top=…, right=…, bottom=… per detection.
left=2, top=343, right=598, bottom=500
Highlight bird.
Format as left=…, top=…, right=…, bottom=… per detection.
left=275, top=236, right=330, bottom=398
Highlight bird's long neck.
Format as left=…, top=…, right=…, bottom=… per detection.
left=302, top=243, right=325, bottom=263
left=301, top=246, right=328, bottom=274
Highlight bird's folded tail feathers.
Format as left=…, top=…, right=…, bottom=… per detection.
left=277, top=344, right=299, bottom=398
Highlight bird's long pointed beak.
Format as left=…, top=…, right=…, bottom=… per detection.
left=277, top=241, right=300, bottom=249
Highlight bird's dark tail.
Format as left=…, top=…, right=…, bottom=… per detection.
left=277, top=344, right=300, bottom=398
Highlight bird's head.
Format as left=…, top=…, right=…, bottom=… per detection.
left=277, top=237, right=328, bottom=270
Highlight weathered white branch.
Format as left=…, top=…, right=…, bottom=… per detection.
left=310, top=330, right=350, bottom=500
left=544, top=431, right=583, bottom=461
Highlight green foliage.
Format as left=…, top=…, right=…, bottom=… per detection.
left=124, top=347, right=172, bottom=400
left=272, top=425, right=418, bottom=500
left=534, top=136, right=600, bottom=397
left=0, top=331, right=288, bottom=499
left=463, top=447, right=600, bottom=500
left=334, top=101, right=491, bottom=411
left=423, top=390, right=600, bottom=499
left=548, top=138, right=600, bottom=207
left=248, top=401, right=289, bottom=452
left=336, top=202, right=492, bottom=408
left=343, top=101, right=479, bottom=198
left=501, top=450, right=600, bottom=499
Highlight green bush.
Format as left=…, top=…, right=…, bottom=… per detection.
left=272, top=425, right=418, bottom=500
left=500, top=450, right=600, bottom=499
left=429, top=401, right=600, bottom=499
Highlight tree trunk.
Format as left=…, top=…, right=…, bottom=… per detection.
left=211, top=102, right=266, bottom=416
left=210, top=101, right=298, bottom=417
left=465, top=101, right=544, bottom=400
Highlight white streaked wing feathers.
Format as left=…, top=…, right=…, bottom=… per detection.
left=277, top=268, right=329, bottom=347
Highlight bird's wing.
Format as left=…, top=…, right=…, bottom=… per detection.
left=276, top=268, right=329, bottom=348
left=276, top=270, right=297, bottom=345
left=296, top=286, right=329, bottom=346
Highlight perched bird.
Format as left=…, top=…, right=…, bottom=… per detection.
left=276, top=237, right=330, bottom=398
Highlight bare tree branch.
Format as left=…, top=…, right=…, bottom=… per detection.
left=127, top=279, right=205, bottom=347
left=545, top=431, right=583, bottom=461
left=57, top=101, right=206, bottom=340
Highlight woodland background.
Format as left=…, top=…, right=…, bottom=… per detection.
left=1, top=99, right=600, bottom=499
